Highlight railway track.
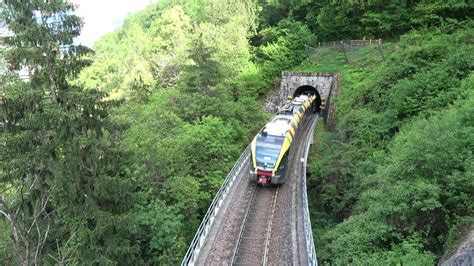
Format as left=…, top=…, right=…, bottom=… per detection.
left=231, top=114, right=317, bottom=266
left=231, top=185, right=279, bottom=265
left=195, top=114, right=318, bottom=265
left=266, top=113, right=316, bottom=265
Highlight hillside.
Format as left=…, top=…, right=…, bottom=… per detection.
left=0, top=0, right=473, bottom=264
left=304, top=23, right=473, bottom=264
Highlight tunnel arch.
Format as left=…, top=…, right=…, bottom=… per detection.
left=293, top=85, right=321, bottom=112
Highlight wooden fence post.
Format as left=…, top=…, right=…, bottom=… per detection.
left=341, top=41, right=349, bottom=63
left=377, top=42, right=385, bottom=59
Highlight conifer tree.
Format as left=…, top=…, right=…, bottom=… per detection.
left=0, top=1, right=135, bottom=264
left=182, top=32, right=223, bottom=94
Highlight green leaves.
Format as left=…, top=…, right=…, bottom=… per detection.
left=308, top=22, right=474, bottom=264
left=256, top=18, right=314, bottom=78
left=1, top=0, right=141, bottom=264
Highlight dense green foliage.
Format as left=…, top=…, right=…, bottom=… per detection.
left=0, top=1, right=137, bottom=264
left=307, top=22, right=473, bottom=264
left=1, top=0, right=472, bottom=264
left=1, top=0, right=269, bottom=264
left=255, top=0, right=474, bottom=41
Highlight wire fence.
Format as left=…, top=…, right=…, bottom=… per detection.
left=305, top=38, right=385, bottom=64
left=181, top=145, right=251, bottom=266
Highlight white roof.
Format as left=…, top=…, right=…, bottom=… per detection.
left=293, top=95, right=309, bottom=104
left=261, top=95, right=313, bottom=137
left=263, top=115, right=293, bottom=136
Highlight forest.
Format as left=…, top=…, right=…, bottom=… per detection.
left=0, top=0, right=472, bottom=264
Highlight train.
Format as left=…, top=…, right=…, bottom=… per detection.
left=249, top=94, right=318, bottom=185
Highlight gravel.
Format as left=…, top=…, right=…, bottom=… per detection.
left=196, top=115, right=317, bottom=265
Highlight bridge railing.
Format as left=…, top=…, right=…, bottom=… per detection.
left=182, top=116, right=319, bottom=266
left=182, top=145, right=251, bottom=266
left=301, top=115, right=319, bottom=266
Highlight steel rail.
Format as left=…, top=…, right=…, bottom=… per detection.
left=262, top=187, right=279, bottom=266
left=231, top=186, right=278, bottom=265
left=290, top=113, right=315, bottom=264
left=301, top=114, right=319, bottom=266
left=181, top=145, right=251, bottom=266
left=182, top=113, right=320, bottom=266
left=230, top=184, right=258, bottom=265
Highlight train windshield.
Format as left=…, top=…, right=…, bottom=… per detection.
left=255, top=135, right=284, bottom=169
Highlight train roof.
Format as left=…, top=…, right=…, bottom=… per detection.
left=261, top=115, right=293, bottom=137
left=278, top=95, right=310, bottom=112
left=293, top=94, right=309, bottom=102
left=260, top=94, right=314, bottom=137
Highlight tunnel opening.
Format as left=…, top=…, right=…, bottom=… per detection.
left=293, top=85, right=321, bottom=112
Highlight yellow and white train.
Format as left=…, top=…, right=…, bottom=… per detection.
left=249, top=94, right=317, bottom=185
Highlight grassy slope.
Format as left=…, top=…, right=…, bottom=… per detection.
left=298, top=22, right=473, bottom=264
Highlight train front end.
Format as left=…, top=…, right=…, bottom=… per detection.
left=249, top=94, right=316, bottom=185
left=250, top=118, right=291, bottom=185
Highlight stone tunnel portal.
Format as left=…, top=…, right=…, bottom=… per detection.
left=293, top=85, right=321, bottom=111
